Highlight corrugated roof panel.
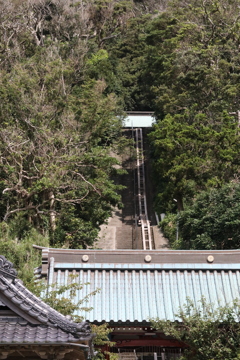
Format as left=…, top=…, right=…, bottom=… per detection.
left=139, top=270, right=145, bottom=321
left=121, top=271, right=126, bottom=321
left=221, top=271, right=230, bottom=303
left=220, top=270, right=231, bottom=305
left=169, top=271, right=177, bottom=319
left=132, top=270, right=141, bottom=321
left=229, top=270, right=239, bottom=301
left=153, top=271, right=162, bottom=320
left=158, top=271, right=167, bottom=320
left=109, top=270, right=114, bottom=322
left=232, top=271, right=240, bottom=299
left=182, top=271, right=192, bottom=307
left=115, top=270, right=120, bottom=321
left=193, top=271, right=200, bottom=307
left=213, top=270, right=222, bottom=307
left=50, top=267, right=240, bottom=323
left=64, top=270, right=69, bottom=300
left=147, top=271, right=157, bottom=319
left=236, top=271, right=240, bottom=293
left=130, top=271, right=135, bottom=321
left=161, top=270, right=174, bottom=320
left=145, top=271, right=151, bottom=320
left=125, top=271, right=131, bottom=321
left=205, top=271, right=214, bottom=306
left=176, top=270, right=186, bottom=313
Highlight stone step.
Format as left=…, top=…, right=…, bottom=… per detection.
left=116, top=226, right=133, bottom=249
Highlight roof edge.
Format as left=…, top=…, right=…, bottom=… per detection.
left=0, top=255, right=93, bottom=340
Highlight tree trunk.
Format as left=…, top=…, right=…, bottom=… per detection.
left=49, top=191, right=56, bottom=231
left=175, top=195, right=184, bottom=212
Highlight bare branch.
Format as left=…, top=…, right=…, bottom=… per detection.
left=2, top=187, right=17, bottom=194
left=99, top=33, right=120, bottom=46
left=71, top=171, right=101, bottom=195
left=3, top=204, right=37, bottom=221
left=55, top=190, right=89, bottom=204
left=22, top=174, right=40, bottom=180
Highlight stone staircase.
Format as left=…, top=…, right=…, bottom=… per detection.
left=96, top=128, right=169, bottom=251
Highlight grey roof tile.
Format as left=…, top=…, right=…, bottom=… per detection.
left=0, top=322, right=80, bottom=343
left=0, top=255, right=94, bottom=346
left=0, top=255, right=93, bottom=340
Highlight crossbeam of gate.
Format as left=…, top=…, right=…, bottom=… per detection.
left=135, top=128, right=152, bottom=250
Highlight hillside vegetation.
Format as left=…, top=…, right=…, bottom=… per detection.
left=1, top=0, right=240, bottom=283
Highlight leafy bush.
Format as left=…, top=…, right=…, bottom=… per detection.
left=0, top=224, right=48, bottom=290
left=151, top=297, right=240, bottom=360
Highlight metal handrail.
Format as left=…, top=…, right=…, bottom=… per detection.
left=135, top=128, right=152, bottom=250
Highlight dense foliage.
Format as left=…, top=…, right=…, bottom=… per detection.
left=147, top=0, right=240, bottom=213
left=151, top=298, right=240, bottom=360
left=0, top=0, right=169, bottom=284
left=0, top=225, right=47, bottom=290
left=161, top=182, right=240, bottom=250
left=0, top=0, right=131, bottom=250
left=0, top=0, right=173, bottom=261
left=1, top=0, right=240, bottom=275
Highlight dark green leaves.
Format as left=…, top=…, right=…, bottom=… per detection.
left=161, top=183, right=240, bottom=250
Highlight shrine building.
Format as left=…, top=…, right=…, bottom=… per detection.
left=35, top=247, right=240, bottom=360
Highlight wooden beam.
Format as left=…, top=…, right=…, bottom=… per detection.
left=114, top=339, right=186, bottom=348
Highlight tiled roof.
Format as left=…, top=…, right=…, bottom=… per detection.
left=0, top=255, right=92, bottom=340
left=0, top=255, right=94, bottom=347
left=40, top=249, right=240, bottom=324
left=0, top=321, right=80, bottom=343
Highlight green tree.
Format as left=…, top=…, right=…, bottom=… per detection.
left=149, top=111, right=240, bottom=212
left=0, top=224, right=48, bottom=290
left=143, top=0, right=240, bottom=117
left=0, top=0, right=142, bottom=247
left=143, top=0, right=240, bottom=211
left=106, top=15, right=151, bottom=110
left=0, top=44, right=124, bottom=248
left=161, top=182, right=240, bottom=250
left=151, top=297, right=240, bottom=360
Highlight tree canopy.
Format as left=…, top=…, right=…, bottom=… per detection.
left=0, top=0, right=168, bottom=288
left=0, top=0, right=131, bottom=248
left=161, top=182, right=240, bottom=250
left=1, top=0, right=240, bottom=264
left=145, top=0, right=240, bottom=212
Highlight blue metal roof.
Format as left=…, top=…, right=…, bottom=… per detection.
left=47, top=259, right=240, bottom=324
